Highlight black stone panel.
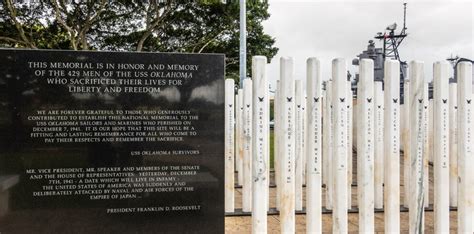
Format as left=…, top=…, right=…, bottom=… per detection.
left=0, top=49, right=224, bottom=234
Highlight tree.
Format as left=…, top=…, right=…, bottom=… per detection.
left=0, top=1, right=278, bottom=82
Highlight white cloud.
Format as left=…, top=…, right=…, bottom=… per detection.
left=189, top=80, right=224, bottom=104
left=262, top=1, right=473, bottom=91
left=152, top=86, right=181, bottom=103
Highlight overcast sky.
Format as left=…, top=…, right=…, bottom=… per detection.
left=262, top=0, right=473, bottom=91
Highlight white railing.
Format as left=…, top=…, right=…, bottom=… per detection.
left=224, top=56, right=473, bottom=233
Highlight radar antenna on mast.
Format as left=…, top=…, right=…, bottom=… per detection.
left=446, top=54, right=474, bottom=83
left=374, top=2, right=408, bottom=62
left=352, top=3, right=410, bottom=102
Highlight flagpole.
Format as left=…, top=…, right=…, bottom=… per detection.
left=239, top=0, right=246, bottom=87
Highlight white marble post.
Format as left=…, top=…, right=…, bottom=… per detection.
left=457, top=61, right=473, bottom=233
left=374, top=81, right=384, bottom=209
left=400, top=104, right=405, bottom=151
left=357, top=59, right=375, bottom=232
left=225, top=79, right=235, bottom=212
left=242, top=78, right=253, bottom=212
left=423, top=83, right=430, bottom=209
left=320, top=89, right=328, bottom=188
left=236, top=89, right=244, bottom=186
left=433, top=61, right=450, bottom=233
left=322, top=89, right=327, bottom=189
left=347, top=82, right=353, bottom=208
left=409, top=61, right=425, bottom=234
left=251, top=56, right=268, bottom=233
left=302, top=95, right=307, bottom=187
left=428, top=99, right=434, bottom=164
left=332, top=58, right=348, bottom=233
left=323, top=80, right=334, bottom=210
left=448, top=83, right=458, bottom=207
left=353, top=91, right=358, bottom=148
left=279, top=57, right=295, bottom=233
left=403, top=80, right=410, bottom=208
left=267, top=92, right=271, bottom=212
left=275, top=80, right=280, bottom=211
left=295, top=80, right=304, bottom=211
left=305, top=57, right=323, bottom=233
left=384, top=59, right=401, bottom=233
left=278, top=79, right=285, bottom=213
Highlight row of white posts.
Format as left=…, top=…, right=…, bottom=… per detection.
left=224, top=56, right=473, bottom=233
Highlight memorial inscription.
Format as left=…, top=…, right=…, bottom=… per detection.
left=0, top=49, right=224, bottom=233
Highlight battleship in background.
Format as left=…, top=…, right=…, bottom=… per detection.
left=349, top=3, right=473, bottom=103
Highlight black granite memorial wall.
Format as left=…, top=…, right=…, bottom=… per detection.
left=0, top=49, right=224, bottom=233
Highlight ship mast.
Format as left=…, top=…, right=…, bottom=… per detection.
left=374, top=3, right=408, bottom=63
